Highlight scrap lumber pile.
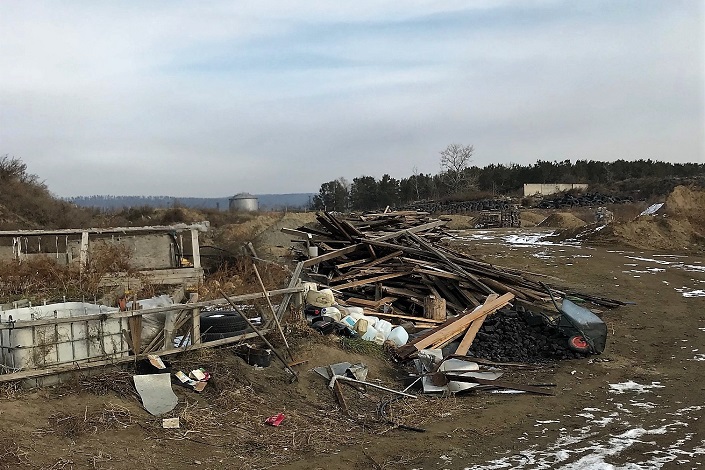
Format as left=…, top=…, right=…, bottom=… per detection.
left=291, top=211, right=623, bottom=321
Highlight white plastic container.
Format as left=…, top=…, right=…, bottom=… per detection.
left=340, top=315, right=357, bottom=328
left=354, top=318, right=369, bottom=334
left=0, top=302, right=126, bottom=370
left=320, top=307, right=341, bottom=321
left=374, top=319, right=393, bottom=340
left=346, top=306, right=365, bottom=317
left=361, top=325, right=378, bottom=342
left=363, top=315, right=379, bottom=327
left=387, top=326, right=409, bottom=347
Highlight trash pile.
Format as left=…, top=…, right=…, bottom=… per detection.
left=286, top=210, right=619, bottom=397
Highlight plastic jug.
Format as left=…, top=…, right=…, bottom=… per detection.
left=361, top=325, right=378, bottom=342
left=340, top=315, right=357, bottom=328
left=387, top=326, right=409, bottom=347
left=321, top=307, right=341, bottom=322
left=354, top=318, right=369, bottom=334
left=364, top=315, right=379, bottom=327
left=375, top=319, right=393, bottom=340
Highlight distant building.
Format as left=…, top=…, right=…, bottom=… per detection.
left=523, top=183, right=588, bottom=197
left=229, top=192, right=259, bottom=212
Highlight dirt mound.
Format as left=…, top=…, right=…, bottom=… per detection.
left=665, top=185, right=705, bottom=219
left=574, top=186, right=705, bottom=252
left=520, top=211, right=547, bottom=227
left=538, top=212, right=586, bottom=229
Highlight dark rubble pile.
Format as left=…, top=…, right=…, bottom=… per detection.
left=537, top=192, right=633, bottom=209
left=465, top=309, right=587, bottom=363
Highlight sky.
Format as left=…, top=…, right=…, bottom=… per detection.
left=0, top=1, right=703, bottom=197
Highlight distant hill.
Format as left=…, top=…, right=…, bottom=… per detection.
left=67, top=193, right=315, bottom=211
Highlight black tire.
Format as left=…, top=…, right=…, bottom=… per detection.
left=200, top=311, right=249, bottom=334
left=201, top=327, right=252, bottom=342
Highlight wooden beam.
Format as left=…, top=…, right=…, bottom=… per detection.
left=370, top=220, right=447, bottom=242
left=190, top=229, right=201, bottom=269
left=367, top=310, right=445, bottom=324
left=454, top=294, right=499, bottom=356
left=302, top=244, right=362, bottom=268
left=330, top=271, right=413, bottom=290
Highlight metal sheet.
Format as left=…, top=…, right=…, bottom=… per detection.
left=133, top=373, right=178, bottom=416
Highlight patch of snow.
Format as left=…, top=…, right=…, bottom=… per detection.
left=609, top=381, right=665, bottom=394
left=675, top=288, right=705, bottom=298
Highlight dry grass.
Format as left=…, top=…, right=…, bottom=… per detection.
left=0, top=439, right=29, bottom=467
left=78, top=369, right=140, bottom=399
left=37, top=403, right=134, bottom=438
left=196, top=257, right=290, bottom=302
left=0, top=243, right=156, bottom=304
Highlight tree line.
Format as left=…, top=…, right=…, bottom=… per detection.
left=312, top=148, right=705, bottom=212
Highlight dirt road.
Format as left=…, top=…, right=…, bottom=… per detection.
left=1, top=228, right=702, bottom=469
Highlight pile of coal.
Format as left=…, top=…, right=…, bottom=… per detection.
left=465, top=309, right=587, bottom=363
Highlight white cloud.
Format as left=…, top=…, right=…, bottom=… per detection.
left=0, top=0, right=702, bottom=197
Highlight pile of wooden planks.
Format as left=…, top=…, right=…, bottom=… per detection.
left=290, top=211, right=624, bottom=322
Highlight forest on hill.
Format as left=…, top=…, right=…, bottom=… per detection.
left=312, top=149, right=705, bottom=212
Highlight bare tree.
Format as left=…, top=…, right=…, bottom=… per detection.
left=411, top=166, right=420, bottom=200
left=439, top=144, right=476, bottom=192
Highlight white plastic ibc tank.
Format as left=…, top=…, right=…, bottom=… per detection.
left=387, top=326, right=409, bottom=347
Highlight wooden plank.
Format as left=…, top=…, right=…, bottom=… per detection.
left=191, top=307, right=201, bottom=345
left=364, top=310, right=445, bottom=324
left=454, top=294, right=499, bottom=356
left=335, top=258, right=372, bottom=269
left=0, top=222, right=210, bottom=237
left=370, top=220, right=447, bottom=242
left=345, top=296, right=398, bottom=309
left=190, top=229, right=201, bottom=269
left=407, top=232, right=494, bottom=295
left=79, top=231, right=89, bottom=273
left=331, top=267, right=391, bottom=283
left=281, top=227, right=314, bottom=239
left=359, top=250, right=403, bottom=268
left=302, top=244, right=362, bottom=268
left=330, top=271, right=413, bottom=290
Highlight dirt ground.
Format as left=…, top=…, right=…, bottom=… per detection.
left=1, top=225, right=703, bottom=469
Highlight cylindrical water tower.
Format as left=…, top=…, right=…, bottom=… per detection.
left=228, top=192, right=259, bottom=212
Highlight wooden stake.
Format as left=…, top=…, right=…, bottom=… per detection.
left=252, top=263, right=292, bottom=359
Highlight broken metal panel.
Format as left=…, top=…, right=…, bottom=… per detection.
left=133, top=373, right=178, bottom=416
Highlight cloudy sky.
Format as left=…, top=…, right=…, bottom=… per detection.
left=1, top=1, right=703, bottom=197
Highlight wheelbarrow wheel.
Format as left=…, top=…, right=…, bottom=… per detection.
left=568, top=335, right=590, bottom=353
